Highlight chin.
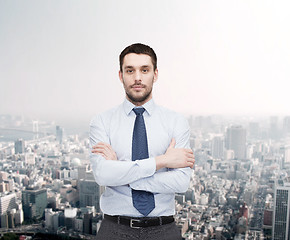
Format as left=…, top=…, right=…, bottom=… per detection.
left=133, top=96, right=147, bottom=103
left=126, top=88, right=152, bottom=104
left=127, top=93, right=150, bottom=104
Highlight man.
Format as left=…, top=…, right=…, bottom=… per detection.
left=90, top=43, right=194, bottom=240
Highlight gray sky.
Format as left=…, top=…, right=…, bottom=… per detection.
left=1, top=0, right=290, bottom=125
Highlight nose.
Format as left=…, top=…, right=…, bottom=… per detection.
left=134, top=70, right=142, bottom=82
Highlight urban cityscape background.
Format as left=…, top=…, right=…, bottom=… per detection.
left=1, top=0, right=290, bottom=239
left=1, top=113, right=290, bottom=239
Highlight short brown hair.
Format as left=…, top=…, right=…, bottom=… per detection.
left=119, top=43, right=157, bottom=72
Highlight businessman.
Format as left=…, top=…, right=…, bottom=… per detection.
left=90, top=43, right=195, bottom=239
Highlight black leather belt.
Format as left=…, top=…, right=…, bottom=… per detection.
left=104, top=214, right=174, bottom=228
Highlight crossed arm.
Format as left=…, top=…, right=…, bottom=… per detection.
left=89, top=114, right=195, bottom=193
left=92, top=139, right=195, bottom=193
left=92, top=138, right=194, bottom=170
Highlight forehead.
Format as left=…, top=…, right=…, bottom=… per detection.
left=122, top=53, right=153, bottom=68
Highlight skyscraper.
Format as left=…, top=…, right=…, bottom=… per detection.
left=248, top=122, right=260, bottom=139
left=22, top=187, right=47, bottom=220
left=14, top=139, right=25, bottom=154
left=270, top=116, right=280, bottom=139
left=284, top=146, right=290, bottom=165
left=225, top=125, right=246, bottom=159
left=272, top=184, right=290, bottom=239
left=56, top=126, right=64, bottom=144
left=32, top=120, right=39, bottom=139
left=211, top=136, right=224, bottom=159
left=0, top=193, right=17, bottom=215
left=78, top=179, right=101, bottom=212
left=283, top=116, right=290, bottom=135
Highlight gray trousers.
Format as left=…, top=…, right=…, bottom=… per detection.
left=96, top=218, right=182, bottom=240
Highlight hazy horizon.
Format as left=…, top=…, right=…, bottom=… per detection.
left=1, top=0, right=290, bottom=123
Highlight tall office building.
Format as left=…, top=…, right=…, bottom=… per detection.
left=22, top=187, right=47, bottom=220
left=78, top=165, right=87, bottom=180
left=15, top=139, right=25, bottom=154
left=225, top=126, right=246, bottom=159
left=0, top=193, right=17, bottom=215
left=78, top=179, right=101, bottom=212
left=283, top=116, right=290, bottom=135
left=56, top=126, right=64, bottom=144
left=248, top=122, right=260, bottom=139
left=32, top=120, right=39, bottom=139
left=283, top=146, right=290, bottom=165
left=270, top=116, right=279, bottom=139
left=83, top=212, right=93, bottom=234
left=64, top=208, right=77, bottom=230
left=45, top=208, right=59, bottom=231
left=272, top=184, right=290, bottom=239
left=211, top=136, right=224, bottom=159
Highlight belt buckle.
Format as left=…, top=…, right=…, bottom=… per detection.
left=130, top=219, right=141, bottom=229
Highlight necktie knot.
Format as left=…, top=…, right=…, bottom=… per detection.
left=133, top=108, right=145, bottom=116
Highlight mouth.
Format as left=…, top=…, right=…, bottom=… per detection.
left=131, top=84, right=145, bottom=91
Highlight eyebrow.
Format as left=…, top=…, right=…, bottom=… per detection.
left=124, top=65, right=150, bottom=69
left=124, top=66, right=133, bottom=69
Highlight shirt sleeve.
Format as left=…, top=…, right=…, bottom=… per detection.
left=90, top=114, right=156, bottom=187
left=129, top=114, right=192, bottom=194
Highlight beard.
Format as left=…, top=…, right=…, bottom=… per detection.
left=125, top=83, right=153, bottom=104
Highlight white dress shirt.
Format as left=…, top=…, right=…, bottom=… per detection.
left=90, top=98, right=192, bottom=217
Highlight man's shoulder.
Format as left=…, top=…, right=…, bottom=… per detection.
left=155, top=104, right=187, bottom=122
left=90, top=104, right=122, bottom=126
left=154, top=104, right=189, bottom=131
left=155, top=104, right=190, bottom=139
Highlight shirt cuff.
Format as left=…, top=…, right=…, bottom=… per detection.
left=130, top=157, right=156, bottom=190
left=136, top=157, right=156, bottom=178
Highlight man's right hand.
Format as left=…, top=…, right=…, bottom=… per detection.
left=155, top=138, right=195, bottom=171
left=91, top=142, right=117, bottom=161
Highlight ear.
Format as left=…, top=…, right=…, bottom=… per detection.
left=119, top=70, right=124, bottom=84
left=153, top=69, right=158, bottom=83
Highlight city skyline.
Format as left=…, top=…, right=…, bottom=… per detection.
left=1, top=106, right=290, bottom=238
left=1, top=1, right=290, bottom=124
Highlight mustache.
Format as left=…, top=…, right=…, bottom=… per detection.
left=130, top=83, right=146, bottom=88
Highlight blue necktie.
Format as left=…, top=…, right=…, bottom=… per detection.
left=132, top=107, right=155, bottom=216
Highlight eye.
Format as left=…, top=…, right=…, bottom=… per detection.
left=142, top=69, right=149, bottom=73
left=126, top=69, right=133, bottom=73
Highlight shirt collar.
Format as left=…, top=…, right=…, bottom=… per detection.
left=123, top=98, right=155, bottom=116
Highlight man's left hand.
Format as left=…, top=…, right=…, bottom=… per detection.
left=92, top=142, right=117, bottom=160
